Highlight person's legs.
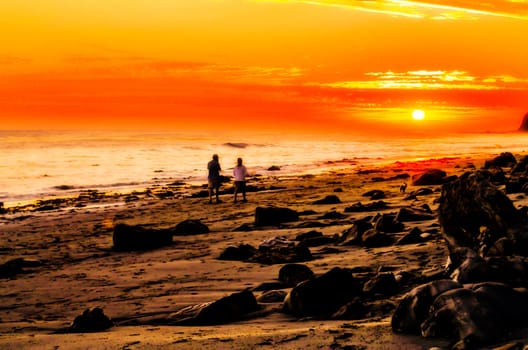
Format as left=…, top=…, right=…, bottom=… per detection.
left=241, top=181, right=247, bottom=201
left=215, top=182, right=221, bottom=203
left=208, top=180, right=213, bottom=204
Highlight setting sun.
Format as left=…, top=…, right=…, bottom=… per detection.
left=412, top=109, right=426, bottom=121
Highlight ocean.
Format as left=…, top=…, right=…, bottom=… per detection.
left=1, top=129, right=528, bottom=207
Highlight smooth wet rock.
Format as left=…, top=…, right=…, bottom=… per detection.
left=254, top=206, right=299, bottom=227
left=438, top=171, right=523, bottom=256
left=112, top=223, right=173, bottom=251
left=344, top=201, right=388, bottom=213
left=312, top=195, right=341, bottom=204
left=392, top=279, right=462, bottom=334
left=484, top=152, right=517, bottom=169
left=68, top=307, right=113, bottom=333
left=173, top=219, right=209, bottom=236
left=283, top=267, right=362, bottom=318
left=395, top=207, right=435, bottom=222
left=411, top=169, right=447, bottom=186
left=363, top=273, right=399, bottom=297
left=167, top=290, right=260, bottom=325
left=218, top=244, right=257, bottom=261
left=278, top=263, right=315, bottom=287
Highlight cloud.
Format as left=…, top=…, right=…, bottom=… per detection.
left=262, top=0, right=528, bottom=20
left=317, top=70, right=528, bottom=90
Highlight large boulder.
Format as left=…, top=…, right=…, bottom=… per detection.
left=411, top=169, right=446, bottom=186
left=438, top=171, right=523, bottom=256
left=166, top=290, right=260, bottom=325
left=173, top=219, right=209, bottom=236
left=68, top=307, right=113, bottom=333
left=254, top=206, right=299, bottom=227
left=112, top=224, right=173, bottom=251
left=484, top=152, right=517, bottom=169
left=283, top=267, right=361, bottom=318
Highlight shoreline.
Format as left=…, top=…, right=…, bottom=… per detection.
left=2, top=151, right=528, bottom=349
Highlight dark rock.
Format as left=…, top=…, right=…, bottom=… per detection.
left=337, top=218, right=373, bottom=245
left=391, top=279, right=462, bottom=334
left=331, top=297, right=366, bottom=320
left=395, top=207, right=435, bottom=222
left=411, top=169, right=447, bottom=186
left=112, top=224, right=173, bottom=251
left=267, top=165, right=281, bottom=171
left=362, top=190, right=385, bottom=200
left=0, top=257, right=43, bottom=279
left=0, top=202, right=6, bottom=214
left=68, top=307, right=113, bottom=333
left=362, top=229, right=393, bottom=248
left=512, top=155, right=528, bottom=174
left=312, top=195, right=341, bottom=205
left=257, top=290, right=287, bottom=303
left=363, top=273, right=399, bottom=297
left=278, top=263, right=315, bottom=287
left=344, top=201, right=388, bottom=212
left=252, top=238, right=312, bottom=265
left=484, top=152, right=517, bottom=169
left=218, top=244, right=257, bottom=261
left=283, top=267, right=362, bottom=317
left=167, top=290, right=260, bottom=325
left=295, top=230, right=323, bottom=241
left=173, top=219, right=209, bottom=236
left=254, top=206, right=299, bottom=227
left=411, top=188, right=434, bottom=196
left=233, top=223, right=253, bottom=232
left=438, top=171, right=523, bottom=256
left=373, top=213, right=404, bottom=233
left=396, top=227, right=423, bottom=245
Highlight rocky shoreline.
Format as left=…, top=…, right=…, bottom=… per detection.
left=2, top=153, right=528, bottom=349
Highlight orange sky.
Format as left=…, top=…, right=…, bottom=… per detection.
left=1, top=0, right=528, bottom=135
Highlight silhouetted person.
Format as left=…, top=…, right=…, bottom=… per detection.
left=208, top=154, right=222, bottom=204
left=400, top=182, right=407, bottom=193
left=233, top=157, right=248, bottom=203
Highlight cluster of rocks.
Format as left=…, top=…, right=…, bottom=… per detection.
left=112, top=219, right=209, bottom=251
left=69, top=151, right=528, bottom=349
left=393, top=153, right=528, bottom=349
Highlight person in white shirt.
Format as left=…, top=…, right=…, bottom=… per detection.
left=233, top=157, right=248, bottom=203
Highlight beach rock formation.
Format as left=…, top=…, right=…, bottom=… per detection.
left=173, top=219, right=209, bottom=236
left=282, top=267, right=361, bottom=317
left=312, top=195, right=341, bottom=204
left=484, top=152, right=517, bottom=169
left=67, top=307, right=113, bottom=333
left=411, top=169, right=447, bottom=186
left=165, top=290, right=261, bottom=325
left=519, top=112, right=528, bottom=131
left=278, top=263, right=315, bottom=287
left=112, top=223, right=174, bottom=251
left=254, top=206, right=299, bottom=227
left=438, top=171, right=523, bottom=256
left=0, top=257, right=43, bottom=279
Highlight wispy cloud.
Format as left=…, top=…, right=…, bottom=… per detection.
left=317, top=70, right=528, bottom=90
left=261, top=0, right=528, bottom=20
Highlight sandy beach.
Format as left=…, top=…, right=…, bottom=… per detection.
left=2, top=154, right=528, bottom=350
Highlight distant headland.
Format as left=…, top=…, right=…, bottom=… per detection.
left=519, top=112, right=528, bottom=131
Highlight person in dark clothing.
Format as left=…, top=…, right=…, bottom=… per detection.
left=207, top=154, right=222, bottom=204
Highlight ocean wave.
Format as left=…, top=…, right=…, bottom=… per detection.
left=223, top=142, right=249, bottom=148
